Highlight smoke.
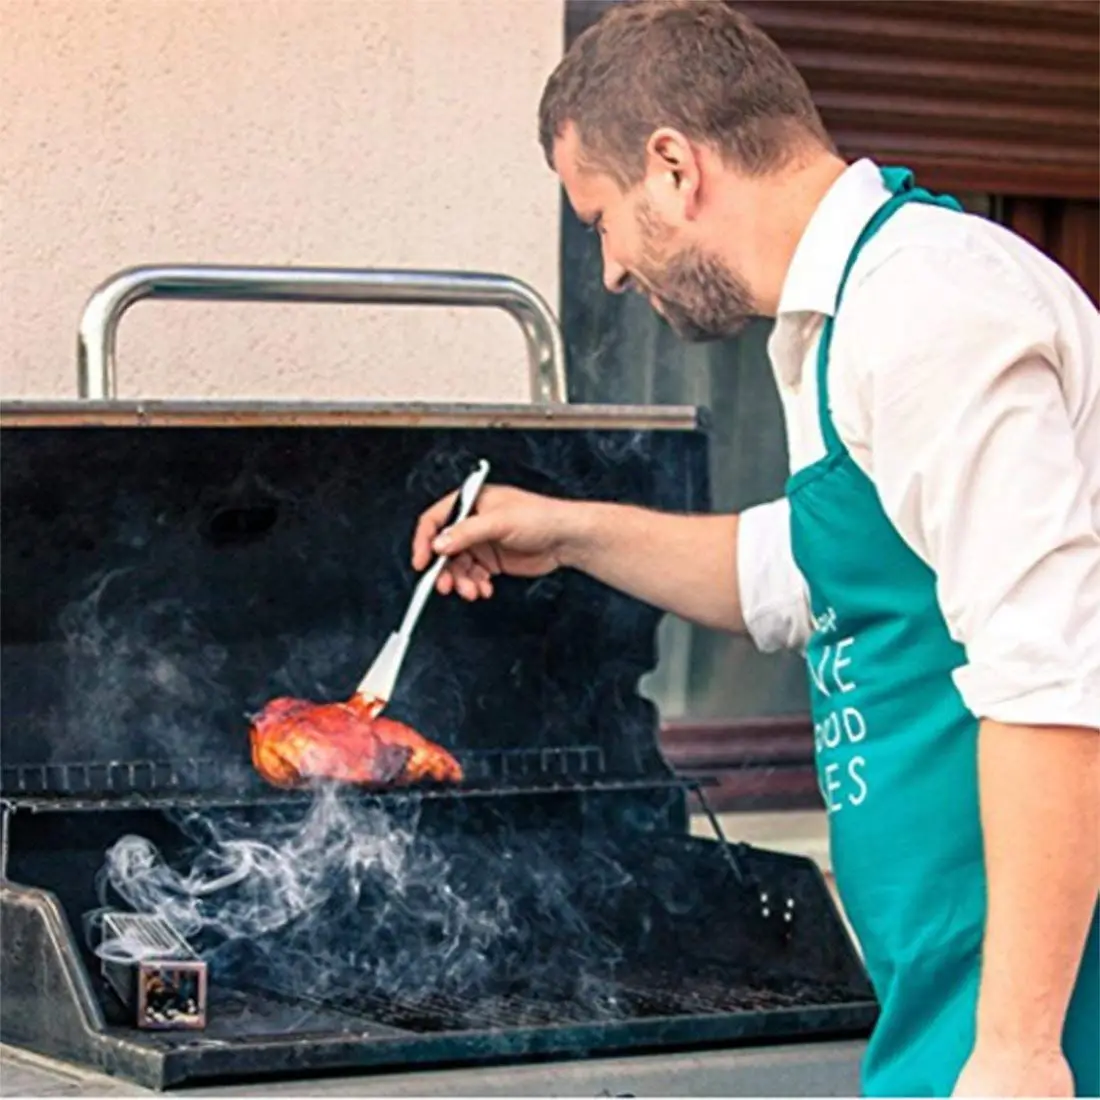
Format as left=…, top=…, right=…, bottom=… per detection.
left=95, top=791, right=424, bottom=945
left=88, top=787, right=637, bottom=1021
left=588, top=428, right=653, bottom=468
left=403, top=444, right=483, bottom=502
left=53, top=567, right=237, bottom=765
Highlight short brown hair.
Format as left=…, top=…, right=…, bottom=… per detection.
left=538, top=1, right=833, bottom=187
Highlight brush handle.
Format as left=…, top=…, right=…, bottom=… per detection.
left=398, top=458, right=491, bottom=640
left=399, top=556, right=449, bottom=640
left=355, top=459, right=491, bottom=704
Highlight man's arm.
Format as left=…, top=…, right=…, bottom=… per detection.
left=564, top=503, right=744, bottom=631
left=416, top=487, right=812, bottom=645
left=569, top=495, right=812, bottom=643
left=955, top=719, right=1097, bottom=1094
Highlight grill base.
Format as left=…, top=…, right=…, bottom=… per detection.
left=2, top=879, right=872, bottom=1092
left=1, top=821, right=876, bottom=1091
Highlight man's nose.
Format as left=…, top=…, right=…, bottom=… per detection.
left=602, top=257, right=629, bottom=294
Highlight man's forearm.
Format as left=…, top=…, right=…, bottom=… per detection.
left=563, top=503, right=745, bottom=633
left=974, top=718, right=1099, bottom=1049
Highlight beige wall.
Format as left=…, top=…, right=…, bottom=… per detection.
left=0, top=0, right=562, bottom=402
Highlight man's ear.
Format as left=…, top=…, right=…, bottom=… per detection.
left=642, top=127, right=701, bottom=223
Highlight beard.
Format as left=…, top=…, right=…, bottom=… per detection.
left=634, top=199, right=756, bottom=342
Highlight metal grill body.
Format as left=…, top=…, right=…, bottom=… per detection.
left=0, top=405, right=876, bottom=1090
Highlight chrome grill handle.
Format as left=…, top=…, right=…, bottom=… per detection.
left=77, top=264, right=567, bottom=404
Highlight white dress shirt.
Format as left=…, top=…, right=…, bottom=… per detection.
left=737, top=158, right=1100, bottom=729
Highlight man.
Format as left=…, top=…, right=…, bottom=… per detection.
left=411, top=3, right=1099, bottom=1095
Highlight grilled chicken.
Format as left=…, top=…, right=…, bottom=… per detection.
left=249, top=694, right=463, bottom=789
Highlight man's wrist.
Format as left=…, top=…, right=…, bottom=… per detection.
left=976, top=1005, right=1064, bottom=1052
left=556, top=499, right=607, bottom=572
left=975, top=970, right=1067, bottom=1052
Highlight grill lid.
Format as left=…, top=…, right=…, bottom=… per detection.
left=1, top=406, right=710, bottom=800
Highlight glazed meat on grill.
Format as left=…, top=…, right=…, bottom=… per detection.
left=249, top=694, right=463, bottom=788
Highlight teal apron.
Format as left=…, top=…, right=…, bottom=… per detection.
left=787, top=167, right=1100, bottom=1097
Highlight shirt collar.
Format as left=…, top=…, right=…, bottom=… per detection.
left=776, top=158, right=891, bottom=319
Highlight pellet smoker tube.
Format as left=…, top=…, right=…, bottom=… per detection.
left=76, top=264, right=568, bottom=404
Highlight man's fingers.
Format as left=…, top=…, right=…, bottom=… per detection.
left=433, top=554, right=486, bottom=607
left=468, top=561, right=494, bottom=599
left=453, top=557, right=495, bottom=600
left=412, top=490, right=459, bottom=570
left=470, top=544, right=501, bottom=576
left=415, top=489, right=507, bottom=601
left=432, top=514, right=502, bottom=558
left=451, top=553, right=480, bottom=601
left=434, top=552, right=493, bottom=601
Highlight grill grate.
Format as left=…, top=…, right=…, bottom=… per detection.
left=1, top=747, right=607, bottom=797
left=1, top=759, right=230, bottom=797
left=304, top=963, right=863, bottom=1034
left=462, top=745, right=606, bottom=782
left=0, top=745, right=699, bottom=813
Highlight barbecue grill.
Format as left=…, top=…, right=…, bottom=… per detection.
left=0, top=266, right=876, bottom=1091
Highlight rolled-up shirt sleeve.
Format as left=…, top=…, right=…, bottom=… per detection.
left=841, top=247, right=1100, bottom=728
left=737, top=496, right=814, bottom=653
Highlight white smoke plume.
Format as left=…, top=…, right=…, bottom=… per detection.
left=88, top=787, right=633, bottom=1017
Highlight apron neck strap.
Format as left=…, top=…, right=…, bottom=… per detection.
left=814, top=168, right=964, bottom=455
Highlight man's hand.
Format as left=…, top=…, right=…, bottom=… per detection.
left=953, top=1041, right=1074, bottom=1097
left=411, top=485, right=579, bottom=600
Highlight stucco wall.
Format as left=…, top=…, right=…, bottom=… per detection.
left=0, top=0, right=562, bottom=401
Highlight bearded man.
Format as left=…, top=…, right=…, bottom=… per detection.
left=412, top=4, right=1100, bottom=1095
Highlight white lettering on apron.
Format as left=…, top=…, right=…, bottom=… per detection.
left=809, top=626, right=871, bottom=813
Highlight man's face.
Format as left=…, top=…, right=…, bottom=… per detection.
left=554, top=125, right=756, bottom=342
